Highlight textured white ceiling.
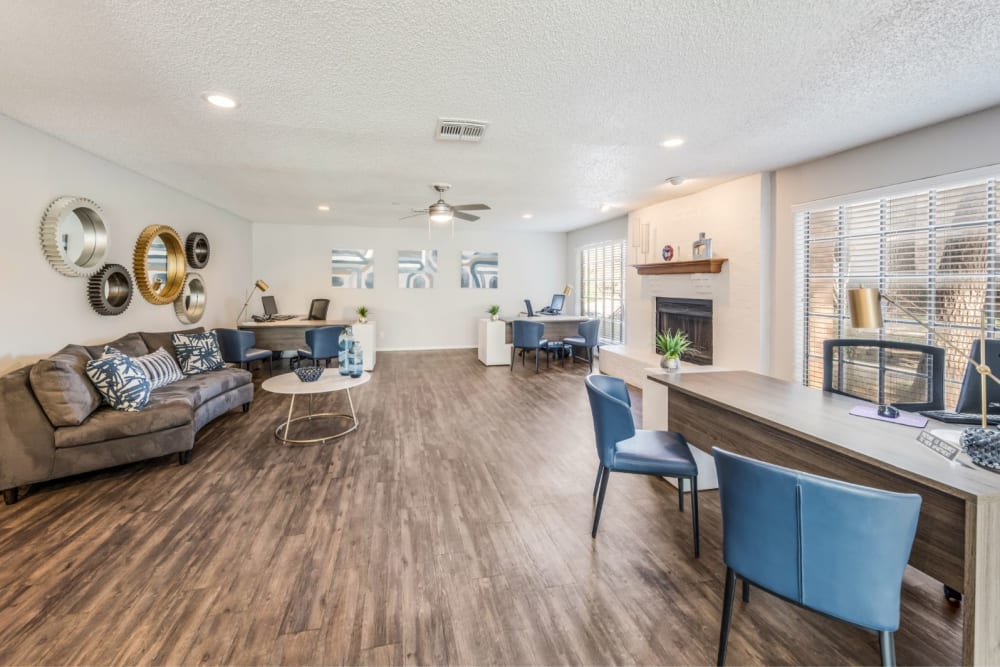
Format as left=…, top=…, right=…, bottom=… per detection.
left=2, top=0, right=999, bottom=231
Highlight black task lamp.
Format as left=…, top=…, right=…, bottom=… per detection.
left=848, top=287, right=1000, bottom=469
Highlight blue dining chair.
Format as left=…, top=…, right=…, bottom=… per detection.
left=298, top=325, right=344, bottom=367
left=511, top=320, right=548, bottom=373
left=713, top=448, right=922, bottom=667
left=215, top=328, right=273, bottom=375
left=584, top=373, right=700, bottom=556
left=564, top=319, right=600, bottom=371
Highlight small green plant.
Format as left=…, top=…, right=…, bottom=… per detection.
left=487, top=305, right=501, bottom=316
left=356, top=305, right=369, bottom=318
left=656, top=329, right=693, bottom=359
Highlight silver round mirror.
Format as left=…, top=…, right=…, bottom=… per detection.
left=174, top=272, right=206, bottom=324
left=40, top=197, right=109, bottom=277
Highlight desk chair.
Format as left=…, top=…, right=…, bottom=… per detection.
left=822, top=339, right=945, bottom=411
left=216, top=329, right=273, bottom=375
left=308, top=298, right=330, bottom=320
left=584, top=374, right=700, bottom=556
left=297, top=325, right=343, bottom=367
left=713, top=448, right=921, bottom=667
left=565, top=319, right=600, bottom=371
left=511, top=320, right=548, bottom=373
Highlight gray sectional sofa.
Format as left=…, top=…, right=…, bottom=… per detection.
left=0, top=327, right=253, bottom=504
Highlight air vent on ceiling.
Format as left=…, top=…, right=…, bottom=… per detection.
left=436, top=118, right=489, bottom=142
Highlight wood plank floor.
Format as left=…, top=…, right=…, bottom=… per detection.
left=0, top=350, right=962, bottom=665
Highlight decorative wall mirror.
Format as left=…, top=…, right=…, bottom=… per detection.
left=133, top=225, right=186, bottom=304
left=40, top=196, right=109, bottom=277
left=87, top=264, right=133, bottom=316
left=174, top=272, right=206, bottom=324
left=185, top=232, right=211, bottom=269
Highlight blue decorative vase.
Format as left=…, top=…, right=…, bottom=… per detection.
left=338, top=326, right=353, bottom=376
left=349, top=340, right=363, bottom=378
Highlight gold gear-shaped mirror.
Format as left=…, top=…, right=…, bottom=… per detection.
left=133, top=225, right=186, bottom=305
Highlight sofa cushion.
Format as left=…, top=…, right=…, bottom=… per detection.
left=54, top=393, right=192, bottom=449
left=173, top=331, right=225, bottom=375
left=152, top=367, right=253, bottom=408
left=86, top=352, right=151, bottom=412
left=29, top=345, right=101, bottom=427
left=131, top=347, right=183, bottom=390
left=86, top=332, right=149, bottom=360
left=139, top=328, right=205, bottom=363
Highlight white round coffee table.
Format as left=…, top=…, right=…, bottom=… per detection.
left=261, top=369, right=371, bottom=445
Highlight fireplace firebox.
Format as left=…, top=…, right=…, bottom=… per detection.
left=655, top=297, right=713, bottom=365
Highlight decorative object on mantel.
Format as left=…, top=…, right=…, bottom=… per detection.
left=87, top=263, right=133, bottom=316
left=640, top=222, right=651, bottom=263
left=236, top=278, right=269, bottom=324
left=356, top=305, right=369, bottom=323
left=487, top=304, right=500, bottom=321
left=40, top=196, right=109, bottom=277
left=133, top=224, right=186, bottom=305
left=656, top=329, right=694, bottom=370
left=692, top=232, right=713, bottom=259
left=185, top=232, right=211, bottom=269
left=174, top=272, right=206, bottom=324
left=661, top=244, right=675, bottom=261
left=632, top=258, right=728, bottom=275
left=848, top=286, right=1000, bottom=473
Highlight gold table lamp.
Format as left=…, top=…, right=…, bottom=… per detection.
left=236, top=279, right=270, bottom=324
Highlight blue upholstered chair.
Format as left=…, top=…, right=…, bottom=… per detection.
left=511, top=320, right=548, bottom=373
left=565, top=319, right=600, bottom=371
left=216, top=328, right=273, bottom=375
left=298, top=325, right=344, bottom=367
left=712, top=448, right=922, bottom=667
left=584, top=374, right=700, bottom=555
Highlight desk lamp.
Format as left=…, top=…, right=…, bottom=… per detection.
left=848, top=287, right=1000, bottom=468
left=236, top=279, right=269, bottom=324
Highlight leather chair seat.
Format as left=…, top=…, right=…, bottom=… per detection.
left=244, top=348, right=272, bottom=363
left=563, top=335, right=586, bottom=346
left=613, top=429, right=698, bottom=477
left=297, top=346, right=314, bottom=358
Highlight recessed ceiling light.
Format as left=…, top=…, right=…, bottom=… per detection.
left=522, top=213, right=533, bottom=219
left=661, top=137, right=685, bottom=148
left=317, top=204, right=330, bottom=212
left=600, top=203, right=613, bottom=213
left=202, top=93, right=238, bottom=109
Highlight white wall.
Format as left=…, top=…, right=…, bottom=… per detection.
left=252, top=223, right=566, bottom=350
left=771, top=105, right=1000, bottom=381
left=0, top=114, right=253, bottom=374
left=626, top=174, right=769, bottom=372
left=563, top=216, right=628, bottom=315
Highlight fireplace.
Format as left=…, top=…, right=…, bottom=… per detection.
left=655, top=297, right=713, bottom=365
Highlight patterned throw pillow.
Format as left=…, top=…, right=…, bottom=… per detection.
left=172, top=331, right=225, bottom=375
left=85, top=351, right=151, bottom=411
left=106, top=345, right=183, bottom=390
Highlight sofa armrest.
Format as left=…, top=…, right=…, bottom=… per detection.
left=0, top=366, right=56, bottom=490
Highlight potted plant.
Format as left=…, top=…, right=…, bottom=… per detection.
left=487, top=305, right=501, bottom=321
left=356, top=305, right=369, bottom=323
left=656, top=329, right=693, bottom=370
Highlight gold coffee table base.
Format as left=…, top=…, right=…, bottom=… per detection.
left=274, top=389, right=359, bottom=445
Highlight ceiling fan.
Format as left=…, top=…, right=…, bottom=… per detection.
left=400, top=183, right=490, bottom=237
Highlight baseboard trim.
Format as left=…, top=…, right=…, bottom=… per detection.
left=378, top=345, right=478, bottom=352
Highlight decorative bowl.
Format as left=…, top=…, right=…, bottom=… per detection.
left=294, top=367, right=324, bottom=383
left=960, top=427, right=1000, bottom=472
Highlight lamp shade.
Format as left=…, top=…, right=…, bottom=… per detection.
left=254, top=279, right=270, bottom=292
left=848, top=287, right=884, bottom=329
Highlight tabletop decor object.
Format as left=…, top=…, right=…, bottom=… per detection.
left=294, top=366, right=324, bottom=383
left=656, top=329, right=693, bottom=370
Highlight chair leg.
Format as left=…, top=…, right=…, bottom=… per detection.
left=593, top=463, right=604, bottom=497
left=535, top=349, right=540, bottom=374
left=592, top=467, right=610, bottom=538
left=691, top=476, right=700, bottom=558
left=718, top=567, right=737, bottom=666
left=879, top=630, right=896, bottom=667
left=589, top=346, right=593, bottom=371
left=742, top=579, right=750, bottom=603
left=677, top=477, right=684, bottom=512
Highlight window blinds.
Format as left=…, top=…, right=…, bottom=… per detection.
left=796, top=177, right=998, bottom=407
left=580, top=240, right=626, bottom=344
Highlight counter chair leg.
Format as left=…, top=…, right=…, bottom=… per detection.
left=678, top=477, right=684, bottom=512
left=592, top=466, right=610, bottom=538
left=593, top=463, right=604, bottom=497
left=717, top=567, right=737, bottom=666
left=691, top=476, right=700, bottom=558
left=879, top=630, right=896, bottom=667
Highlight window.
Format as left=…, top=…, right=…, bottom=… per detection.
left=580, top=240, right=626, bottom=344
left=796, top=174, right=998, bottom=407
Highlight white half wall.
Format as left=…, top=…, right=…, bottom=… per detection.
left=771, top=105, right=1000, bottom=382
left=564, top=216, right=628, bottom=316
left=252, top=223, right=566, bottom=350
left=626, top=174, right=769, bottom=372
left=0, top=114, right=252, bottom=374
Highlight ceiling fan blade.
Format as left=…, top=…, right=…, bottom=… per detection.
left=398, top=211, right=426, bottom=220
left=452, top=203, right=490, bottom=211
left=453, top=211, right=480, bottom=222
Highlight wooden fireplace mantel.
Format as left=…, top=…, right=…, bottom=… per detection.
left=632, top=258, right=728, bottom=275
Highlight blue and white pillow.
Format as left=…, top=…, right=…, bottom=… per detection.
left=172, top=331, right=225, bottom=375
left=86, top=351, right=151, bottom=411
left=106, top=345, right=182, bottom=390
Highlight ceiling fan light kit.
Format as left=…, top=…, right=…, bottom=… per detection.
left=400, top=183, right=491, bottom=238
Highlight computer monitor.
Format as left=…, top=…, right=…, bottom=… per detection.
left=955, top=339, right=1000, bottom=413
left=548, top=294, right=565, bottom=313
left=261, top=295, right=278, bottom=317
